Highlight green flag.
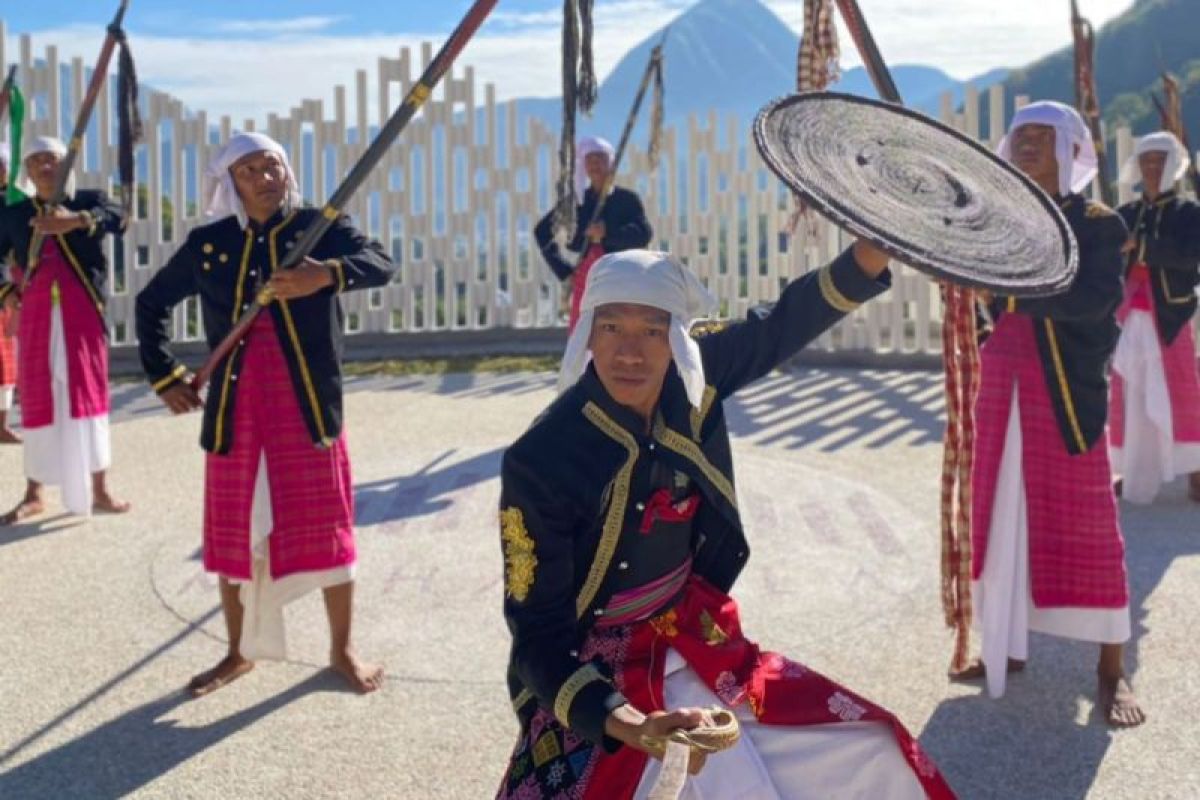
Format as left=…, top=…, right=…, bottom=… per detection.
left=6, top=83, right=25, bottom=204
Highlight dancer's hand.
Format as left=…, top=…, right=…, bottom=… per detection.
left=160, top=382, right=203, bottom=414
left=586, top=221, right=606, bottom=243
left=268, top=257, right=335, bottom=300
left=30, top=208, right=87, bottom=235
left=605, top=704, right=714, bottom=774
left=3, top=292, right=18, bottom=312
left=852, top=239, right=889, bottom=279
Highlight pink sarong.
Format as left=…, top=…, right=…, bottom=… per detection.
left=14, top=240, right=109, bottom=428
left=203, top=314, right=355, bottom=580
left=1110, top=264, right=1200, bottom=449
left=971, top=313, right=1128, bottom=609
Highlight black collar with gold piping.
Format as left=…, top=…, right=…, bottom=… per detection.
left=576, top=363, right=739, bottom=516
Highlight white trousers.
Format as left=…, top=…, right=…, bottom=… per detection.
left=229, top=452, right=354, bottom=661
left=22, top=305, right=110, bottom=516
left=1110, top=310, right=1200, bottom=503
left=633, top=650, right=925, bottom=800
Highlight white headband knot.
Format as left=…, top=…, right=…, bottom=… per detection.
left=998, top=101, right=1097, bottom=196
left=205, top=132, right=302, bottom=228
left=557, top=249, right=717, bottom=409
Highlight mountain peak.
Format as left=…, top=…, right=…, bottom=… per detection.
left=517, top=0, right=1008, bottom=136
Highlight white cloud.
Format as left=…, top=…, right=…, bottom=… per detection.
left=763, top=0, right=1131, bottom=78
left=4, top=0, right=1133, bottom=123
left=490, top=10, right=561, bottom=27
left=214, top=16, right=345, bottom=34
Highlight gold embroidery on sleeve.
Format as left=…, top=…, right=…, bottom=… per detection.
left=501, top=507, right=538, bottom=603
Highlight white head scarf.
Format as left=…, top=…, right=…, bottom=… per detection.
left=576, top=135, right=615, bottom=198
left=1119, top=130, right=1191, bottom=192
left=998, top=101, right=1097, bottom=196
left=557, top=249, right=718, bottom=409
left=205, top=132, right=301, bottom=228
left=18, top=135, right=74, bottom=199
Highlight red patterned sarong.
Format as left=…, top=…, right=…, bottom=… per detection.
left=15, top=240, right=109, bottom=428
left=498, top=576, right=954, bottom=799
left=971, top=313, right=1128, bottom=609
left=203, top=314, right=355, bottom=580
left=1109, top=265, right=1200, bottom=448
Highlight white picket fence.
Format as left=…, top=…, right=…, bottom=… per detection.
left=0, top=22, right=1179, bottom=356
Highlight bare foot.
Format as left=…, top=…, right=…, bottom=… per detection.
left=0, top=428, right=21, bottom=444
left=187, top=654, right=255, bottom=697
left=949, top=657, right=1026, bottom=682
left=93, top=493, right=132, bottom=515
left=0, top=498, right=45, bottom=526
left=331, top=649, right=384, bottom=693
left=1098, top=674, right=1146, bottom=728
left=1113, top=478, right=1123, bottom=499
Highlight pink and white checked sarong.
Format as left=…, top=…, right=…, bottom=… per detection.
left=1108, top=265, right=1200, bottom=501
left=971, top=313, right=1128, bottom=609
left=15, top=240, right=109, bottom=428
left=203, top=313, right=355, bottom=581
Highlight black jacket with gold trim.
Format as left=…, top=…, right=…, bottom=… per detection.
left=135, top=206, right=394, bottom=454
left=1118, top=191, right=1200, bottom=344
left=988, top=194, right=1127, bottom=455
left=498, top=247, right=889, bottom=749
left=0, top=191, right=127, bottom=311
left=534, top=186, right=653, bottom=281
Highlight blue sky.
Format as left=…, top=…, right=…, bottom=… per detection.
left=1, top=1, right=1131, bottom=122
left=1, top=1, right=565, bottom=37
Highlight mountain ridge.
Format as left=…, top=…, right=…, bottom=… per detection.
left=514, top=0, right=1009, bottom=138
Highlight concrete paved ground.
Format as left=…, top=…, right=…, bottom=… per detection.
left=0, top=367, right=1196, bottom=799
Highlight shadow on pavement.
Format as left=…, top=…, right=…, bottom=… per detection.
left=726, top=368, right=946, bottom=452
left=1118, top=486, right=1200, bottom=680
left=0, top=512, right=86, bottom=549
left=0, top=672, right=342, bottom=799
left=354, top=447, right=504, bottom=527
left=919, top=482, right=1198, bottom=799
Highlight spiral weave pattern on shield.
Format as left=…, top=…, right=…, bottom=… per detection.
left=754, top=92, right=1078, bottom=297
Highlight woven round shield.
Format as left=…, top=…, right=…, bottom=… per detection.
left=754, top=92, right=1078, bottom=296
